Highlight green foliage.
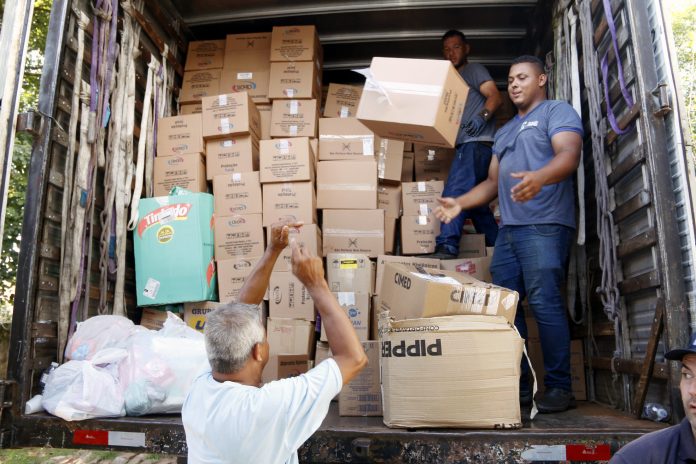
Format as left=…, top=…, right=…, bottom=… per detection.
left=668, top=1, right=696, bottom=143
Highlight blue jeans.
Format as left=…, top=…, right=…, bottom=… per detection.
left=436, top=142, right=499, bottom=253
left=490, top=224, right=574, bottom=392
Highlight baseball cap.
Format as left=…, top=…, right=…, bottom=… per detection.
left=665, top=332, right=696, bottom=361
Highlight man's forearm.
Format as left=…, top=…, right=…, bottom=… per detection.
left=237, top=247, right=282, bottom=305
left=457, top=178, right=498, bottom=210
left=309, top=284, right=364, bottom=364
left=536, top=150, right=580, bottom=186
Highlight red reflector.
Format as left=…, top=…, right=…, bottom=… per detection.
left=566, top=444, right=612, bottom=461
left=73, top=429, right=109, bottom=446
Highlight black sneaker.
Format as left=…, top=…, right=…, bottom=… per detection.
left=519, top=389, right=533, bottom=407
left=536, top=388, right=576, bottom=413
left=425, top=245, right=457, bottom=260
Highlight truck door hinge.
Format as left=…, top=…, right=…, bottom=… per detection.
left=652, top=83, right=672, bottom=117
left=16, top=110, right=44, bottom=137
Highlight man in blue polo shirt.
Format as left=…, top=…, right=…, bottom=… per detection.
left=435, top=55, right=583, bottom=413
left=610, top=333, right=696, bottom=463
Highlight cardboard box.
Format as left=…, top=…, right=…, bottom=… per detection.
left=262, top=181, right=317, bottom=227
left=205, top=134, right=260, bottom=180
left=185, top=40, right=225, bottom=71
left=270, top=99, right=318, bottom=138
left=219, top=68, right=271, bottom=105
left=404, top=142, right=414, bottom=152
left=225, top=32, right=271, bottom=53
left=263, top=354, right=310, bottom=383
left=269, top=61, right=320, bottom=99
left=440, top=256, right=493, bottom=283
left=153, top=153, right=207, bottom=197
left=316, top=160, right=378, bottom=209
left=180, top=69, right=221, bottom=104
left=180, top=103, right=202, bottom=115
left=379, top=263, right=519, bottom=323
left=356, top=57, right=469, bottom=148
left=315, top=341, right=331, bottom=365
left=376, top=138, right=404, bottom=182
left=318, top=118, right=375, bottom=161
left=217, top=257, right=260, bottom=303
left=375, top=255, right=441, bottom=295
left=323, top=83, right=363, bottom=118
left=339, top=340, right=381, bottom=416
left=269, top=272, right=315, bottom=320
left=377, top=182, right=402, bottom=219
left=183, top=301, right=223, bottom=332
left=213, top=213, right=264, bottom=260
left=414, top=145, right=455, bottom=181
left=326, top=253, right=375, bottom=294
left=269, top=223, right=322, bottom=273
left=320, top=292, right=370, bottom=342
left=140, top=309, right=181, bottom=330
left=401, top=151, right=414, bottom=182
left=402, top=181, right=444, bottom=216
left=380, top=314, right=523, bottom=428
left=260, top=137, right=315, bottom=183
left=384, top=216, right=396, bottom=255
left=157, top=115, right=204, bottom=157
left=270, top=25, right=320, bottom=62
left=459, top=234, right=486, bottom=258
left=134, top=193, right=216, bottom=306
left=213, top=171, right=263, bottom=216
left=258, top=104, right=272, bottom=140
left=322, top=209, right=384, bottom=257
left=201, top=92, right=261, bottom=140
left=400, top=214, right=441, bottom=254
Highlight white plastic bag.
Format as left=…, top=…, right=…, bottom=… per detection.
left=65, top=315, right=146, bottom=361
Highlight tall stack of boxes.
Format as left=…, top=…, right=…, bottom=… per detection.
left=181, top=40, right=225, bottom=115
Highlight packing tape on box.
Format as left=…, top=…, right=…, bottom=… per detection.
left=353, top=67, right=441, bottom=103
left=289, top=100, right=299, bottom=114
left=323, top=228, right=384, bottom=237
left=219, top=94, right=228, bottom=106
left=237, top=72, right=253, bottom=79
left=340, top=106, right=350, bottom=118
left=317, top=183, right=376, bottom=191
left=289, top=125, right=298, bottom=135
left=336, top=292, right=356, bottom=306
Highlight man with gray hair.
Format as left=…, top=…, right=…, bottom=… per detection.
left=182, top=221, right=368, bottom=464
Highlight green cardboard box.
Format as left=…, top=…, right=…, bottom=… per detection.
left=134, top=191, right=217, bottom=306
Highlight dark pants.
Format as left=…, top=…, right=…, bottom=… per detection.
left=490, top=224, right=574, bottom=392
left=435, top=142, right=498, bottom=254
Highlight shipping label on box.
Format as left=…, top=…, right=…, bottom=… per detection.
left=270, top=99, right=318, bottom=138
left=180, top=103, right=202, bottom=115
left=414, top=145, right=455, bottom=181
left=213, top=171, right=262, bottom=216
left=183, top=301, right=223, bottom=332
left=380, top=263, right=518, bottom=323
left=270, top=272, right=315, bottom=321
left=458, top=234, right=486, bottom=258
left=380, top=314, right=523, bottom=428
left=213, top=213, right=264, bottom=260
left=401, top=214, right=441, bottom=255
left=134, top=193, right=217, bottom=306
left=401, top=151, right=414, bottom=182
left=154, top=153, right=207, bottom=197
left=157, top=115, right=204, bottom=157
left=402, top=181, right=445, bottom=216
left=217, top=256, right=260, bottom=303
left=375, top=255, right=440, bottom=295
left=321, top=292, right=370, bottom=342
left=322, top=209, right=384, bottom=258
left=327, top=253, right=375, bottom=294
left=260, top=137, right=315, bottom=183
left=324, top=83, right=364, bottom=118
left=185, top=40, right=225, bottom=71
left=376, top=138, right=404, bottom=182
left=269, top=223, right=321, bottom=272
left=262, top=181, right=316, bottom=227
left=339, top=340, right=382, bottom=416
left=440, top=256, right=492, bottom=283
left=318, top=118, right=375, bottom=160
left=316, top=160, right=378, bottom=210
left=202, top=92, right=261, bottom=140
left=205, top=135, right=259, bottom=180
left=270, top=25, right=320, bottom=62
left=269, top=61, right=320, bottom=99
left=378, top=182, right=402, bottom=219
left=180, top=69, right=221, bottom=104
left=220, top=68, right=271, bottom=105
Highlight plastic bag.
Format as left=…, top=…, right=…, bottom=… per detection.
left=42, top=348, right=127, bottom=421
left=65, top=315, right=146, bottom=361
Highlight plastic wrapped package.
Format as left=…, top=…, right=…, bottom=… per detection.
left=64, top=315, right=146, bottom=361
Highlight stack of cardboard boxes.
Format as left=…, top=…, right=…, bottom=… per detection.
left=180, top=40, right=225, bottom=115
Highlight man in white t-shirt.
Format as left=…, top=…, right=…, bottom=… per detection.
left=182, top=221, right=368, bottom=464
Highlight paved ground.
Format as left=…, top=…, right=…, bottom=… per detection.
left=0, top=448, right=180, bottom=463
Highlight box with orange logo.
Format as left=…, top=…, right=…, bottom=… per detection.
left=134, top=191, right=217, bottom=306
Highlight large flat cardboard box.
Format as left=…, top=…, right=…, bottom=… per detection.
left=378, top=182, right=402, bottom=219
left=262, top=181, right=317, bottom=227
left=380, top=314, right=523, bottom=428
left=459, top=234, right=486, bottom=258
left=213, top=213, right=264, bottom=260
left=269, top=223, right=322, bottom=272
left=384, top=216, right=397, bottom=255
left=376, top=138, right=404, bottom=182
left=201, top=92, right=261, bottom=140
left=316, top=160, right=378, bottom=209
left=263, top=354, right=310, bottom=384
left=180, top=103, right=202, bottom=115
left=258, top=104, right=272, bottom=139
left=318, top=118, right=375, bottom=161
left=339, top=341, right=381, bottom=416
left=180, top=69, right=222, bottom=104
left=260, top=137, right=315, bottom=183
left=402, top=181, right=445, bottom=216
left=375, top=255, right=440, bottom=295
left=269, top=61, right=320, bottom=100
left=322, top=209, right=384, bottom=257
left=440, top=256, right=493, bottom=283
left=213, top=172, right=262, bottom=216
left=157, top=115, right=204, bottom=157
left=219, top=68, right=271, bottom=105
left=379, top=263, right=518, bottom=323
left=321, top=292, right=370, bottom=342
left=414, top=145, right=455, bottom=181
left=183, top=301, right=223, bottom=332
left=205, top=134, right=260, bottom=180
left=269, top=272, right=315, bottom=321
left=326, top=253, right=375, bottom=294
left=356, top=57, right=469, bottom=148
left=400, top=214, right=441, bottom=255
left=185, top=40, right=225, bottom=71
left=401, top=151, right=414, bottom=182
left=217, top=256, right=260, bottom=303
left=153, top=153, right=207, bottom=197
left=270, top=99, right=318, bottom=138
left=270, top=25, right=320, bottom=62
left=140, top=309, right=180, bottom=330
left=324, top=83, right=363, bottom=118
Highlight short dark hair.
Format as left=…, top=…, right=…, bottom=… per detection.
left=442, top=30, right=467, bottom=43
left=511, top=55, right=545, bottom=75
